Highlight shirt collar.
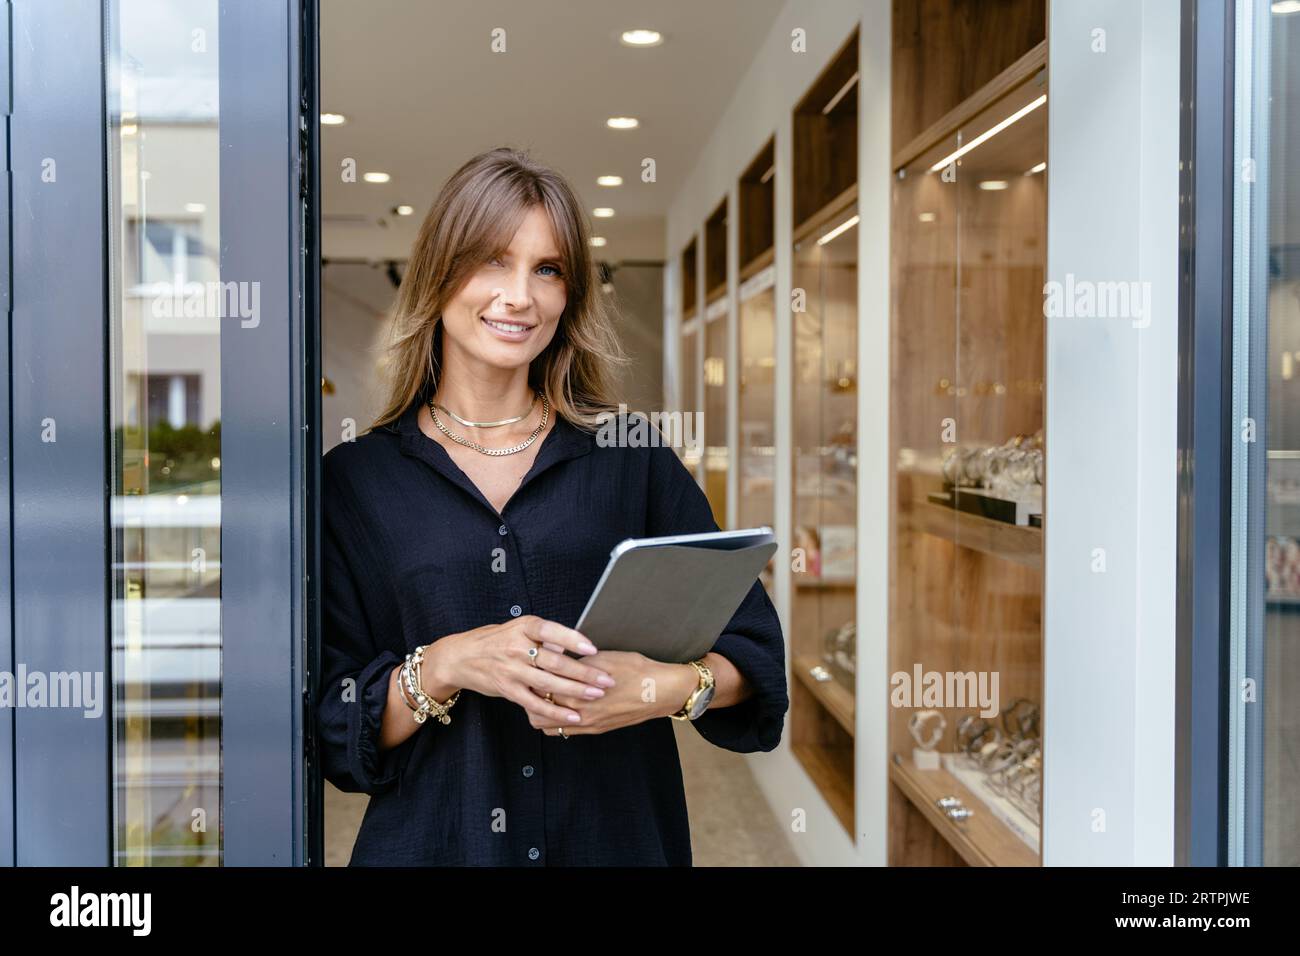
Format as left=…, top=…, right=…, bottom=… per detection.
left=392, top=389, right=594, bottom=516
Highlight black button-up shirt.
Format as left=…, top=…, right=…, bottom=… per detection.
left=318, top=390, right=788, bottom=865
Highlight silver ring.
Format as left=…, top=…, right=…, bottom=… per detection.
left=557, top=727, right=568, bottom=739
left=527, top=643, right=541, bottom=667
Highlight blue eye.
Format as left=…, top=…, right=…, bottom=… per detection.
left=538, top=264, right=562, bottom=277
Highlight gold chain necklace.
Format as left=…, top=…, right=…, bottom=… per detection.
left=428, top=393, right=549, bottom=457
left=435, top=391, right=536, bottom=428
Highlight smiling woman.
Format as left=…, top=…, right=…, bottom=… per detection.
left=318, top=147, right=789, bottom=865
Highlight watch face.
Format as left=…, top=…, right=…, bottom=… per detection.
left=688, top=684, right=716, bottom=720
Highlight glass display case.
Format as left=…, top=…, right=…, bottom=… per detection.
left=703, top=301, right=728, bottom=527
left=738, top=268, right=775, bottom=591
left=889, top=54, right=1047, bottom=866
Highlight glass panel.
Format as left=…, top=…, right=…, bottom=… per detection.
left=106, top=0, right=222, bottom=866
left=704, top=310, right=728, bottom=526
left=891, top=72, right=1047, bottom=862
left=680, top=324, right=701, bottom=478
left=792, top=208, right=858, bottom=697
left=1231, top=0, right=1300, bottom=867
left=738, top=282, right=776, bottom=591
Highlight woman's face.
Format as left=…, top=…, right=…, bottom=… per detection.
left=439, top=204, right=568, bottom=376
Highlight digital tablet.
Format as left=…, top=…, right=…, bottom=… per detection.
left=572, top=526, right=778, bottom=663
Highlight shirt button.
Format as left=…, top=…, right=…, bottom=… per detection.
left=522, top=765, right=534, bottom=778
left=510, top=604, right=522, bottom=617
left=498, top=524, right=508, bottom=536
left=528, top=847, right=540, bottom=861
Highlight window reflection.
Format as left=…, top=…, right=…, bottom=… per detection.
left=106, top=0, right=222, bottom=865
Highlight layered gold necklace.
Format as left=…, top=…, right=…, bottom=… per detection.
left=428, top=390, right=550, bottom=457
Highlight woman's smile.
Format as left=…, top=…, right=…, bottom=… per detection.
left=480, top=313, right=536, bottom=342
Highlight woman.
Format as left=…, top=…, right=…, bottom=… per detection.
left=319, top=146, right=788, bottom=866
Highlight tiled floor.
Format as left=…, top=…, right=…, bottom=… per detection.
left=324, top=719, right=800, bottom=866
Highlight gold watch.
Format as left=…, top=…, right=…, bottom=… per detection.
left=670, top=659, right=715, bottom=721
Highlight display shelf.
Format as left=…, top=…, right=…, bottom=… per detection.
left=907, top=498, right=1042, bottom=569
left=704, top=297, right=728, bottom=526
left=790, top=28, right=860, bottom=839
left=888, top=32, right=1047, bottom=866
left=739, top=137, right=775, bottom=273
left=792, top=653, right=854, bottom=736
left=889, top=756, right=1039, bottom=867
left=705, top=197, right=727, bottom=304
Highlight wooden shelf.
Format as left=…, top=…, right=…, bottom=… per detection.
left=908, top=499, right=1042, bottom=569
left=794, top=577, right=855, bottom=590
left=793, top=652, right=854, bottom=735
left=890, top=756, right=1039, bottom=866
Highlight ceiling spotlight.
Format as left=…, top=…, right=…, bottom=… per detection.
left=321, top=113, right=346, bottom=126
left=918, top=212, right=936, bottom=222
left=620, top=29, right=663, bottom=47
left=593, top=208, right=615, bottom=218
left=363, top=171, right=390, bottom=183
left=978, top=180, right=1009, bottom=191
left=591, top=237, right=608, bottom=247
left=394, top=205, right=414, bottom=216
left=606, top=116, right=639, bottom=130
left=1025, top=162, right=1047, bottom=175
left=597, top=175, right=623, bottom=187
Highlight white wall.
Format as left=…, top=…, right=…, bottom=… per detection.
left=1043, top=0, right=1181, bottom=865
left=663, top=0, right=892, bottom=867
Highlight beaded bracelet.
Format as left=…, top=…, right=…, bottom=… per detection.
left=402, top=644, right=460, bottom=725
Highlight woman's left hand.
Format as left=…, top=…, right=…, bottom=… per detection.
left=529, top=650, right=696, bottom=736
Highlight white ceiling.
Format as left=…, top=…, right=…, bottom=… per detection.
left=320, top=0, right=785, bottom=263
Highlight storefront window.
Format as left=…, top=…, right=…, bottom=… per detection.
left=105, top=0, right=222, bottom=865
left=1229, top=0, right=1300, bottom=866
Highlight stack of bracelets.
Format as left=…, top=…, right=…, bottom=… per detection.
left=954, top=698, right=1041, bottom=819
left=398, top=643, right=460, bottom=725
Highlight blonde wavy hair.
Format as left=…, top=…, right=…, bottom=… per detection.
left=368, top=146, right=628, bottom=434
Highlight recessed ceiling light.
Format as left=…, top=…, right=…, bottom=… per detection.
left=122, top=123, right=138, bottom=136
left=597, top=175, right=623, bottom=187
left=606, top=116, right=639, bottom=130
left=590, top=237, right=608, bottom=247
left=363, top=171, right=390, bottom=183
left=593, top=208, right=615, bottom=218
left=321, top=113, right=346, bottom=126
left=185, top=202, right=206, bottom=214
left=620, top=29, right=663, bottom=47
left=1025, top=162, right=1047, bottom=175
left=978, top=180, right=1009, bottom=191
left=918, top=212, right=936, bottom=222
left=395, top=205, right=414, bottom=216
left=1273, top=0, right=1300, bottom=13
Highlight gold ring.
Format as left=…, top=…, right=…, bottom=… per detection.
left=557, top=727, right=568, bottom=739
left=544, top=692, right=553, bottom=702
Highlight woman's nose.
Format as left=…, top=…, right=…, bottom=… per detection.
left=490, top=268, right=533, bottom=311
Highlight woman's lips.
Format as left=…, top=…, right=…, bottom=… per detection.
left=481, top=315, right=535, bottom=342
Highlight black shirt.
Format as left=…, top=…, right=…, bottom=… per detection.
left=318, top=391, right=789, bottom=866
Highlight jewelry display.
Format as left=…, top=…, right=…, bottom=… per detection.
left=935, top=429, right=1044, bottom=526
left=820, top=619, right=856, bottom=683
left=949, top=700, right=1042, bottom=823
left=909, top=709, right=946, bottom=771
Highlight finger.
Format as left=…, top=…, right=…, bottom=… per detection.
left=509, top=686, right=583, bottom=726
left=520, top=665, right=608, bottom=702
left=520, top=616, right=597, bottom=656
left=533, top=647, right=614, bottom=687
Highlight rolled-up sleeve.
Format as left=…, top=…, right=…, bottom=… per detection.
left=644, top=436, right=789, bottom=753
left=318, top=449, right=417, bottom=794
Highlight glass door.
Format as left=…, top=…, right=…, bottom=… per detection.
left=5, top=0, right=314, bottom=865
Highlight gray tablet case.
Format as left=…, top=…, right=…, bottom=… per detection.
left=574, top=527, right=778, bottom=663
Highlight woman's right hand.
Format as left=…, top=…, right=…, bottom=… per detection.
left=424, top=616, right=615, bottom=727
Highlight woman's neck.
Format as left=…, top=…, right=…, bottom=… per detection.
left=432, top=366, right=535, bottom=424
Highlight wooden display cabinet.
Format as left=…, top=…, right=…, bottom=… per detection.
left=703, top=200, right=729, bottom=526
left=738, top=139, right=776, bottom=591
left=889, top=43, right=1048, bottom=867
left=679, top=236, right=700, bottom=479
left=790, top=31, right=859, bottom=837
